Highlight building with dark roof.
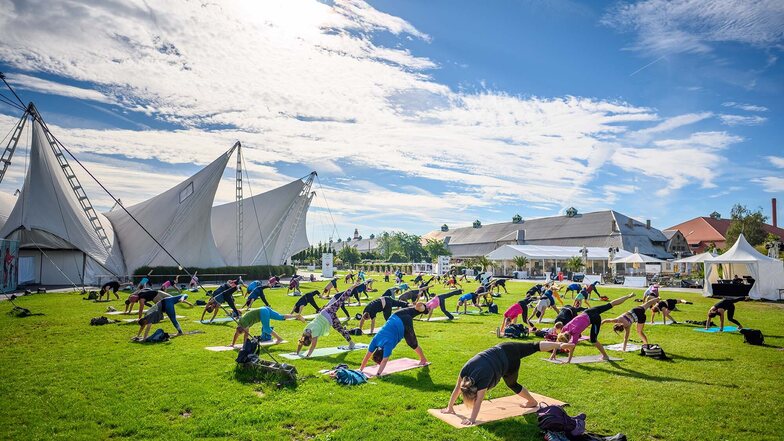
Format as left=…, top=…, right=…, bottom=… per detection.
left=423, top=209, right=672, bottom=259
left=665, top=216, right=784, bottom=253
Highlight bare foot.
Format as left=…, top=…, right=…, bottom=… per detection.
left=441, top=408, right=455, bottom=415
left=461, top=419, right=476, bottom=426
left=419, top=359, right=429, bottom=365
left=275, top=339, right=284, bottom=344
left=521, top=399, right=538, bottom=408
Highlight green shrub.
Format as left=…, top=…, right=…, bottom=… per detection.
left=133, top=265, right=295, bottom=284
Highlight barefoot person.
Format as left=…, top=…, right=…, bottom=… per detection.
left=201, top=280, right=242, bottom=323
left=556, top=293, right=635, bottom=363
left=359, top=303, right=430, bottom=376
left=358, top=297, right=409, bottom=333
left=98, top=280, right=126, bottom=301
left=498, top=297, right=536, bottom=336
left=290, top=290, right=322, bottom=315
left=296, top=288, right=357, bottom=357
left=125, top=289, right=170, bottom=318
left=135, top=294, right=193, bottom=339
left=231, top=306, right=305, bottom=347
left=322, top=277, right=339, bottom=297
left=242, top=282, right=270, bottom=310
left=707, top=297, right=748, bottom=331
left=650, top=298, right=691, bottom=324
left=602, top=298, right=658, bottom=351
left=442, top=341, right=575, bottom=426
left=423, top=289, right=463, bottom=321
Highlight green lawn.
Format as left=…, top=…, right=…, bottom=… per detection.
left=1, top=275, right=782, bottom=440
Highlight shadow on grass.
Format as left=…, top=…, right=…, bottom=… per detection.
left=667, top=353, right=733, bottom=362
left=576, top=362, right=732, bottom=387
left=478, top=412, right=540, bottom=441
left=377, top=366, right=454, bottom=393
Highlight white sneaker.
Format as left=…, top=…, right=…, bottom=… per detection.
left=348, top=341, right=356, bottom=350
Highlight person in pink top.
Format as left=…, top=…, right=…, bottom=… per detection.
left=499, top=297, right=537, bottom=335
left=556, top=293, right=635, bottom=363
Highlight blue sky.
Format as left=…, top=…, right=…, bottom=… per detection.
left=0, top=0, right=781, bottom=244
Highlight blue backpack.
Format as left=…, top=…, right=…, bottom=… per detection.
left=334, top=368, right=367, bottom=386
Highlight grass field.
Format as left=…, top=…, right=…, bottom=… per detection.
left=1, top=275, right=782, bottom=440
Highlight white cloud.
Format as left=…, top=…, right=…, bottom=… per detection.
left=722, top=102, right=768, bottom=112
left=654, top=131, right=743, bottom=149
left=630, top=112, right=712, bottom=142
left=767, top=156, right=784, bottom=168
left=719, top=114, right=767, bottom=126
left=603, top=0, right=784, bottom=54
left=5, top=73, right=117, bottom=105
left=754, top=176, right=784, bottom=193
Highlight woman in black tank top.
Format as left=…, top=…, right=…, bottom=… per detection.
left=601, top=298, right=658, bottom=351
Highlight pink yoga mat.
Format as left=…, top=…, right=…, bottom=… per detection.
left=361, top=358, right=430, bottom=377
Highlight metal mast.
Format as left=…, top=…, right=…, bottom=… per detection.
left=279, top=173, right=315, bottom=264
left=234, top=141, right=243, bottom=266
left=0, top=107, right=29, bottom=184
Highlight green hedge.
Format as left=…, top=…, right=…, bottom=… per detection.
left=133, top=265, right=296, bottom=283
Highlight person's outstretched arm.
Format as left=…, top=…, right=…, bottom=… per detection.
left=305, top=338, right=318, bottom=357
left=465, top=389, right=487, bottom=425
left=443, top=376, right=462, bottom=414
left=623, top=327, right=631, bottom=350
left=359, top=351, right=373, bottom=370
left=375, top=357, right=390, bottom=376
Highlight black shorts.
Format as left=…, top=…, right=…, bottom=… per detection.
left=586, top=303, right=613, bottom=343
left=630, top=307, right=646, bottom=324
left=403, top=327, right=418, bottom=350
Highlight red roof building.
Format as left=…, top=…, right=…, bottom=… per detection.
left=665, top=217, right=784, bottom=253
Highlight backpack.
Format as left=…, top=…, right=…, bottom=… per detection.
left=334, top=367, right=367, bottom=386
left=236, top=337, right=260, bottom=363
left=144, top=328, right=170, bottom=343
left=90, top=317, right=110, bottom=326
left=740, top=329, right=764, bottom=345
left=537, top=405, right=586, bottom=436
left=348, top=327, right=363, bottom=336
left=487, top=303, right=499, bottom=314
left=195, top=299, right=206, bottom=306
left=639, top=344, right=667, bottom=359
left=504, top=324, right=528, bottom=339
left=84, top=291, right=98, bottom=300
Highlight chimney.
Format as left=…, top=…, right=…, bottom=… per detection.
left=774, top=198, right=778, bottom=228
left=646, top=219, right=651, bottom=229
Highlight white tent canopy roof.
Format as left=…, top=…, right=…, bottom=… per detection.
left=487, top=244, right=632, bottom=261
left=674, top=251, right=716, bottom=263
left=610, top=252, right=665, bottom=264
left=703, top=234, right=784, bottom=300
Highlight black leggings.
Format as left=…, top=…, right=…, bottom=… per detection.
left=292, top=293, right=320, bottom=314
left=438, top=290, right=462, bottom=319
left=716, top=297, right=744, bottom=327
left=585, top=303, right=614, bottom=343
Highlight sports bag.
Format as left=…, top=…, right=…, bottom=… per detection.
left=90, top=317, right=110, bottom=326
left=236, top=337, right=260, bottom=363
left=488, top=303, right=499, bottom=314
left=537, top=405, right=586, bottom=436
left=639, top=344, right=667, bottom=359
left=504, top=324, right=528, bottom=339
left=348, top=327, right=363, bottom=336
left=144, top=328, right=170, bottom=343
left=740, top=329, right=764, bottom=345
left=334, top=367, right=367, bottom=386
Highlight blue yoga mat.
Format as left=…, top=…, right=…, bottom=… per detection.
left=694, top=326, right=738, bottom=333
left=198, top=317, right=235, bottom=324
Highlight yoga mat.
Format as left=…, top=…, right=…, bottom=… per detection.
left=694, top=326, right=738, bottom=333
left=647, top=321, right=674, bottom=326
left=542, top=355, right=622, bottom=364
left=170, top=330, right=205, bottom=338
left=105, top=311, right=130, bottom=315
left=417, top=316, right=458, bottom=322
left=429, top=392, right=567, bottom=428
left=302, top=314, right=348, bottom=322
left=205, top=340, right=287, bottom=352
left=346, top=302, right=363, bottom=307
left=362, top=358, right=430, bottom=377
left=456, top=311, right=485, bottom=316
left=121, top=315, right=186, bottom=323
left=287, top=292, right=302, bottom=297
left=198, top=317, right=236, bottom=324
left=280, top=343, right=368, bottom=360
left=535, top=318, right=555, bottom=323
left=605, top=343, right=641, bottom=352
left=362, top=329, right=377, bottom=335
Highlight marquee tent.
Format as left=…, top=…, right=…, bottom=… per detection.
left=610, top=253, right=665, bottom=264
left=704, top=234, right=784, bottom=301
left=487, top=244, right=632, bottom=261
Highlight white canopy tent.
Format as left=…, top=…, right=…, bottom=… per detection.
left=610, top=253, right=665, bottom=264
left=704, top=234, right=784, bottom=300
left=105, top=147, right=234, bottom=272
left=674, top=252, right=716, bottom=263
left=0, top=120, right=126, bottom=285
left=488, top=244, right=632, bottom=261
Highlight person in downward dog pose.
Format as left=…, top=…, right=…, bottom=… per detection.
left=563, top=282, right=582, bottom=299
left=98, top=280, right=127, bottom=301
left=296, top=288, right=357, bottom=357
left=125, top=289, right=170, bottom=317
left=601, top=298, right=658, bottom=351
left=442, top=341, right=575, bottom=426
left=135, top=294, right=193, bottom=339
left=322, top=277, right=339, bottom=297
left=231, top=306, right=305, bottom=347
left=489, top=278, right=509, bottom=295
left=290, top=290, right=323, bottom=315
left=455, top=289, right=483, bottom=315
left=201, top=280, right=242, bottom=322
left=358, top=296, right=410, bottom=333
left=381, top=286, right=401, bottom=299
left=359, top=304, right=430, bottom=376
left=498, top=297, right=537, bottom=337
left=706, top=297, right=748, bottom=331
left=287, top=275, right=302, bottom=294
left=649, top=298, right=691, bottom=324
left=350, top=281, right=370, bottom=304
left=423, top=289, right=463, bottom=321
left=160, top=276, right=182, bottom=293
left=242, top=282, right=270, bottom=310
left=556, top=294, right=635, bottom=363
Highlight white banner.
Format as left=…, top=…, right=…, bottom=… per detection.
left=436, top=255, right=450, bottom=276
left=623, top=276, right=647, bottom=287
left=583, top=274, right=601, bottom=285
left=321, top=253, right=334, bottom=278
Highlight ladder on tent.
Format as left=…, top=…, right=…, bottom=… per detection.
left=279, top=176, right=315, bottom=265
left=235, top=142, right=243, bottom=266
left=32, top=107, right=114, bottom=253
left=251, top=173, right=315, bottom=265
left=0, top=108, right=29, bottom=184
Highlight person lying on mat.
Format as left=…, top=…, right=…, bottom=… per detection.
left=649, top=298, right=691, bottom=324
left=381, top=286, right=400, bottom=299
left=296, top=288, right=357, bottom=357
left=707, top=296, right=748, bottom=331
left=135, top=294, right=193, bottom=339
left=490, top=278, right=509, bottom=295
left=423, top=289, right=463, bottom=321
left=322, top=277, right=339, bottom=297
left=242, top=282, right=270, bottom=310
left=498, top=297, right=537, bottom=337
left=556, top=294, right=635, bottom=363
left=455, top=290, right=483, bottom=314
left=642, top=283, right=660, bottom=303
left=564, top=283, right=582, bottom=299
left=290, top=290, right=322, bottom=315
left=99, top=280, right=127, bottom=301
left=602, top=298, right=658, bottom=351
left=287, top=275, right=302, bottom=294
left=359, top=297, right=410, bottom=334
left=359, top=303, right=429, bottom=376
left=442, top=341, right=575, bottom=426
left=201, top=280, right=241, bottom=323
left=125, top=289, right=170, bottom=318
left=231, top=306, right=305, bottom=347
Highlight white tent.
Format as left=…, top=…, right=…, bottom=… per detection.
left=674, top=252, right=715, bottom=263
left=105, top=148, right=234, bottom=272
left=0, top=192, right=17, bottom=231
left=0, top=120, right=126, bottom=284
left=211, top=174, right=313, bottom=266
left=487, top=244, right=632, bottom=261
left=610, top=253, right=665, bottom=264
left=704, top=234, right=784, bottom=300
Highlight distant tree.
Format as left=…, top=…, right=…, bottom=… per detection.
left=423, top=238, right=451, bottom=262
left=387, top=251, right=406, bottom=263
left=394, top=232, right=426, bottom=262
left=475, top=256, right=491, bottom=271
left=337, top=246, right=361, bottom=268
left=512, top=256, right=529, bottom=271
left=565, top=256, right=585, bottom=273
left=709, top=211, right=721, bottom=219
left=725, top=204, right=768, bottom=247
